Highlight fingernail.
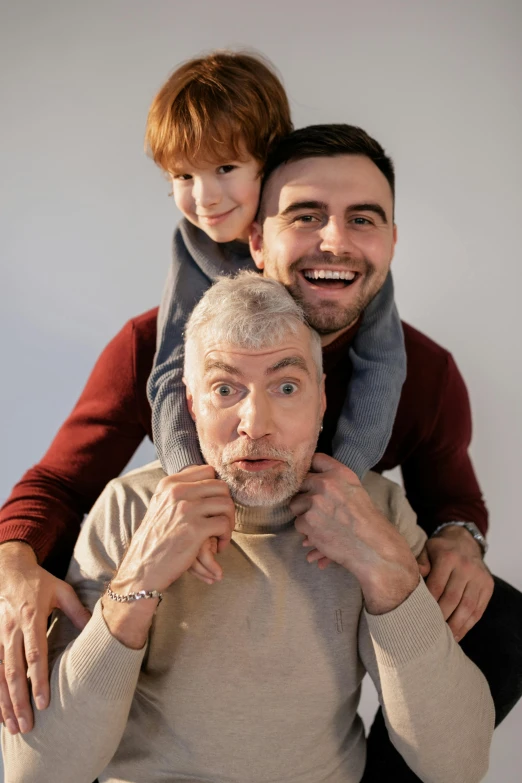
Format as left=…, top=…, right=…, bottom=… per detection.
left=5, top=718, right=19, bottom=735
left=454, top=635, right=460, bottom=642
left=35, top=695, right=47, bottom=710
left=18, top=717, right=29, bottom=733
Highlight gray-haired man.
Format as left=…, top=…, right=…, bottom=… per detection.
left=3, top=273, right=494, bottom=783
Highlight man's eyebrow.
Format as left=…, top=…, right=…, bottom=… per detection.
left=347, top=203, right=388, bottom=224
left=204, top=359, right=244, bottom=377
left=266, top=356, right=311, bottom=377
left=280, top=200, right=328, bottom=218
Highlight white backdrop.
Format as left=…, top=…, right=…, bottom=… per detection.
left=1, top=1, right=521, bottom=780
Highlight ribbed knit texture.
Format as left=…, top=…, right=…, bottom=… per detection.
left=2, top=462, right=494, bottom=783
left=147, top=220, right=407, bottom=480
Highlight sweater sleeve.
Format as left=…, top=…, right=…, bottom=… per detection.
left=0, top=314, right=153, bottom=570
left=147, top=227, right=213, bottom=474
left=1, top=480, right=147, bottom=783
left=332, top=273, right=407, bottom=479
left=401, top=352, right=488, bottom=536
left=358, top=489, right=494, bottom=783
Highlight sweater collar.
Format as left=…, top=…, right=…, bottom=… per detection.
left=234, top=501, right=295, bottom=534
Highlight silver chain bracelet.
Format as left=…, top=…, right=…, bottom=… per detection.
left=106, top=582, right=163, bottom=605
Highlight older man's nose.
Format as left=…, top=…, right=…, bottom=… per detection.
left=319, top=217, right=353, bottom=256
left=237, top=394, right=273, bottom=440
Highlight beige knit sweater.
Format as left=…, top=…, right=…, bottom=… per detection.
left=2, top=462, right=494, bottom=783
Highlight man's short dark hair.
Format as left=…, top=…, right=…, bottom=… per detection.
left=260, top=124, right=395, bottom=216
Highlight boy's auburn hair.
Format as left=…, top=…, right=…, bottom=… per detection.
left=145, top=50, right=293, bottom=174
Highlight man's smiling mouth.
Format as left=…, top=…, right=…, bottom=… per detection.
left=301, top=269, right=359, bottom=289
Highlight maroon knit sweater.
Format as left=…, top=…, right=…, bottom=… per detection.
left=0, top=308, right=487, bottom=577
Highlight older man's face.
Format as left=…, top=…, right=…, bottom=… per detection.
left=185, top=324, right=325, bottom=506
left=250, top=155, right=397, bottom=345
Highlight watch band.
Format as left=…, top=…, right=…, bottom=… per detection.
left=430, top=521, right=488, bottom=556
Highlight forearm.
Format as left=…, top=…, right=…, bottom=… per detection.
left=333, top=273, right=406, bottom=478
left=1, top=602, right=145, bottom=782
left=366, top=580, right=494, bottom=782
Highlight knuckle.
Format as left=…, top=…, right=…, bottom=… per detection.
left=4, top=665, right=23, bottom=684
left=24, top=647, right=42, bottom=667
left=20, top=604, right=38, bottom=625
left=3, top=618, right=17, bottom=636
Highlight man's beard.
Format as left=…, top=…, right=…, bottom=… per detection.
left=266, top=251, right=385, bottom=335
left=199, top=437, right=317, bottom=508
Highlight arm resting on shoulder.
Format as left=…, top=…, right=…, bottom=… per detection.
left=1, top=481, right=148, bottom=783
left=359, top=492, right=494, bottom=783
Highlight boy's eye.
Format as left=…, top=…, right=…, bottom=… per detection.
left=174, top=173, right=192, bottom=181
left=217, top=165, right=237, bottom=175
left=279, top=382, right=298, bottom=395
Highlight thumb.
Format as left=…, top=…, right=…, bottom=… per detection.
left=311, top=452, right=359, bottom=483
left=55, top=581, right=91, bottom=630
left=417, top=546, right=431, bottom=578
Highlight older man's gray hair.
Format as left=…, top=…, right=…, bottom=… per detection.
left=183, top=271, right=323, bottom=388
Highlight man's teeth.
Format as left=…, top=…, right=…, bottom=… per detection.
left=303, top=269, right=356, bottom=281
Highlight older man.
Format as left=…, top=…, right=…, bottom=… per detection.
left=2, top=273, right=493, bottom=783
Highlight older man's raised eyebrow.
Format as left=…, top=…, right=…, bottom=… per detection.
left=347, top=203, right=388, bottom=224
left=204, top=359, right=244, bottom=377
left=266, top=356, right=311, bottom=377
left=280, top=200, right=328, bottom=218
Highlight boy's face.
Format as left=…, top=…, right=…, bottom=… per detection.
left=172, top=154, right=261, bottom=243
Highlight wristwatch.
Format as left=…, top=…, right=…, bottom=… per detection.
left=430, top=521, right=488, bottom=556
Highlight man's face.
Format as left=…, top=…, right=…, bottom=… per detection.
left=250, top=155, right=397, bottom=344
left=185, top=325, right=326, bottom=507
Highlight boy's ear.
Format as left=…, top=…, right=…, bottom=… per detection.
left=183, top=378, right=196, bottom=422
left=249, top=222, right=265, bottom=270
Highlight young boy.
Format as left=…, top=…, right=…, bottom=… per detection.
left=145, top=51, right=406, bottom=581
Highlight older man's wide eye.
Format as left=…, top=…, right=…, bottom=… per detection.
left=280, top=383, right=297, bottom=395
left=217, top=385, right=233, bottom=396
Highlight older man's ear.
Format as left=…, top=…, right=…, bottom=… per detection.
left=183, top=379, right=196, bottom=422
left=249, top=222, right=265, bottom=271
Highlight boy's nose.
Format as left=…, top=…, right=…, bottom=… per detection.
left=193, top=178, right=221, bottom=209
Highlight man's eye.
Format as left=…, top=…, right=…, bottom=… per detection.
left=217, top=385, right=233, bottom=396
left=218, top=165, right=236, bottom=174
left=351, top=217, right=371, bottom=225
left=295, top=215, right=318, bottom=224
left=280, top=382, right=298, bottom=395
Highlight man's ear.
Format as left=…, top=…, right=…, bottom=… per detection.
left=320, top=374, right=327, bottom=419
left=183, top=378, right=196, bottom=422
left=249, top=221, right=265, bottom=270
left=390, top=223, right=398, bottom=262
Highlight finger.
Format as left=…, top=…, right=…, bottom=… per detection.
left=4, top=630, right=32, bottom=733
left=197, top=540, right=223, bottom=580
left=306, top=548, right=323, bottom=563
left=21, top=614, right=50, bottom=712
left=317, top=557, right=332, bottom=570
left=288, top=492, right=313, bottom=516
left=426, top=558, right=454, bottom=603
left=416, top=547, right=431, bottom=578
left=448, top=583, right=483, bottom=640
left=0, top=649, right=19, bottom=734
left=56, top=582, right=91, bottom=631
left=171, top=479, right=232, bottom=501
left=187, top=563, right=217, bottom=585
left=437, top=570, right=468, bottom=622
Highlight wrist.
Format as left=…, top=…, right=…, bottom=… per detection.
left=357, top=548, right=420, bottom=615
left=101, top=595, right=156, bottom=650
left=0, top=540, right=37, bottom=563
left=431, top=522, right=486, bottom=557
